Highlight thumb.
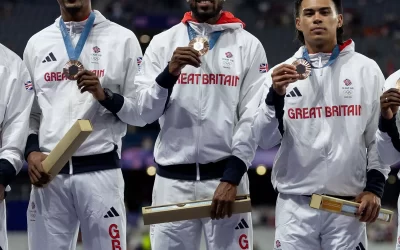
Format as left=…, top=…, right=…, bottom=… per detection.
left=356, top=200, right=366, bottom=216
left=354, top=193, right=363, bottom=203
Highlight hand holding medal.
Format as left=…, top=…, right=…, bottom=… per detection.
left=168, top=47, right=202, bottom=76
left=380, top=79, right=400, bottom=120
left=271, top=64, right=300, bottom=96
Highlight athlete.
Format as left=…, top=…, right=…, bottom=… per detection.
left=252, top=0, right=389, bottom=249
left=134, top=0, right=267, bottom=249
left=375, top=69, right=400, bottom=250
left=0, top=43, right=34, bottom=250
left=23, top=0, right=145, bottom=249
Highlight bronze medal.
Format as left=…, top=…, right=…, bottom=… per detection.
left=189, top=37, right=210, bottom=56
left=292, top=59, right=312, bottom=80
left=63, top=60, right=84, bottom=80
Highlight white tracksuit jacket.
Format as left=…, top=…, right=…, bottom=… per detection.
left=0, top=43, right=34, bottom=189
left=376, top=70, right=400, bottom=175
left=23, top=10, right=146, bottom=174
left=134, top=12, right=267, bottom=184
left=252, top=40, right=390, bottom=197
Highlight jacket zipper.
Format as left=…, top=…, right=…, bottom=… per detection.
left=69, top=23, right=76, bottom=175
left=195, top=66, right=202, bottom=181
left=319, top=55, right=327, bottom=192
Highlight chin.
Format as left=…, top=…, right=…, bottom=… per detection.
left=62, top=0, right=83, bottom=11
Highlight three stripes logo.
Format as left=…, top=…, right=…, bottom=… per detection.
left=286, top=87, right=302, bottom=98
left=235, top=218, right=249, bottom=230
left=42, top=52, right=57, bottom=63
left=104, top=207, right=120, bottom=218
left=355, top=242, right=365, bottom=250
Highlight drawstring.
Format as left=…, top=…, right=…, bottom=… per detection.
left=319, top=56, right=323, bottom=76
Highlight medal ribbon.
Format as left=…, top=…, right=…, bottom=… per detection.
left=60, top=11, right=95, bottom=61
left=187, top=25, right=222, bottom=50
left=302, top=45, right=340, bottom=69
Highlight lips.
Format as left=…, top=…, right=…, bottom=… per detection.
left=311, top=27, right=326, bottom=32
left=196, top=0, right=214, bottom=7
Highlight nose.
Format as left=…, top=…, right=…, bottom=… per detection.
left=313, top=12, right=323, bottom=24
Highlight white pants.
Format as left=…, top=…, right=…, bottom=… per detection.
left=396, top=195, right=400, bottom=250
left=274, top=193, right=367, bottom=250
left=150, top=174, right=253, bottom=250
left=0, top=200, right=7, bottom=250
left=27, top=169, right=126, bottom=250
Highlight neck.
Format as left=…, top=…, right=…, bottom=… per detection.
left=193, top=12, right=221, bottom=24
left=61, top=7, right=91, bottom=22
left=305, top=39, right=337, bottom=54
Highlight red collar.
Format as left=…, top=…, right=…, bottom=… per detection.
left=181, top=11, right=245, bottom=28
left=339, top=39, right=352, bottom=51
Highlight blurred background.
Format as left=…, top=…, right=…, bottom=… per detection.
left=1, top=0, right=400, bottom=249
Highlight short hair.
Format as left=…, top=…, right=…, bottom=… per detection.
left=294, top=0, right=344, bottom=45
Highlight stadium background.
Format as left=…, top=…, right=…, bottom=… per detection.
left=1, top=0, right=400, bottom=249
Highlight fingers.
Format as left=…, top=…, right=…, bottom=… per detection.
left=77, top=80, right=98, bottom=91
left=175, top=54, right=201, bottom=68
left=29, top=163, right=42, bottom=181
left=28, top=168, right=42, bottom=187
left=273, top=64, right=298, bottom=76
left=172, top=47, right=201, bottom=67
left=226, top=200, right=234, bottom=218
left=370, top=204, right=380, bottom=223
left=176, top=47, right=201, bottom=58
left=210, top=199, right=217, bottom=220
left=210, top=199, right=234, bottom=220
left=359, top=201, right=373, bottom=222
left=75, top=69, right=94, bottom=79
left=356, top=200, right=366, bottom=217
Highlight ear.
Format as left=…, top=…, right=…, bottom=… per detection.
left=296, top=17, right=302, bottom=32
left=337, top=14, right=343, bottom=28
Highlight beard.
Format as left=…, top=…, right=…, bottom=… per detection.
left=189, top=0, right=223, bottom=22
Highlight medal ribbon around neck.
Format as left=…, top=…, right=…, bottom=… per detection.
left=60, top=11, right=96, bottom=61
left=187, top=24, right=222, bottom=50
left=302, top=44, right=340, bottom=69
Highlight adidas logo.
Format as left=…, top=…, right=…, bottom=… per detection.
left=355, top=242, right=365, bottom=250
left=235, top=218, right=249, bottom=230
left=104, top=207, right=120, bottom=218
left=286, top=87, right=302, bottom=97
left=42, top=52, right=57, bottom=63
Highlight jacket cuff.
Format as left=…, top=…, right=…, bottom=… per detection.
left=363, top=169, right=386, bottom=199
left=24, top=134, right=40, bottom=161
left=99, top=93, right=124, bottom=114
left=265, top=86, right=285, bottom=135
left=378, top=114, right=397, bottom=133
left=0, top=159, right=16, bottom=187
left=220, top=156, right=247, bottom=186
left=156, top=64, right=179, bottom=89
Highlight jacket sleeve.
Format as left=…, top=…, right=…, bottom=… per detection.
left=22, top=40, right=42, bottom=160
left=220, top=41, right=269, bottom=185
left=133, top=37, right=179, bottom=124
left=251, top=67, right=283, bottom=150
left=0, top=58, right=34, bottom=187
left=98, top=33, right=147, bottom=127
left=376, top=71, right=400, bottom=166
left=363, top=64, right=390, bottom=199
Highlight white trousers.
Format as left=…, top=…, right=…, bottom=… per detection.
left=274, top=193, right=367, bottom=250
left=150, top=174, right=253, bottom=250
left=0, top=200, right=7, bottom=250
left=27, top=169, right=126, bottom=250
left=396, top=195, right=400, bottom=250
